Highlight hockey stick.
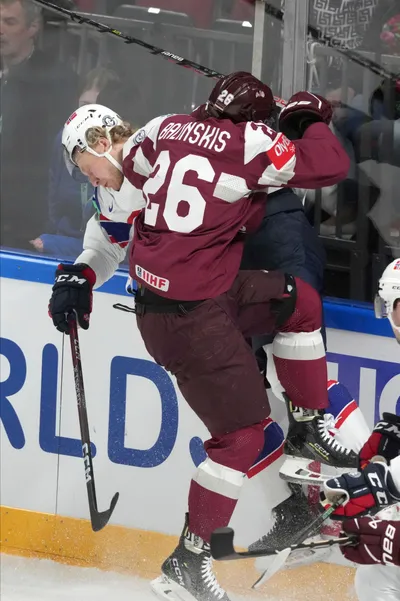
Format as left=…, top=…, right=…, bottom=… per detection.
left=35, top=0, right=396, bottom=84
left=210, top=529, right=354, bottom=562
left=31, top=0, right=281, bottom=106
left=252, top=534, right=356, bottom=589
left=68, top=314, right=119, bottom=532
left=210, top=496, right=349, bottom=562
left=34, top=0, right=396, bottom=84
left=33, top=0, right=225, bottom=80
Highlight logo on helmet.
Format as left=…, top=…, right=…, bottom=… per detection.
left=256, top=91, right=265, bottom=98
left=394, top=260, right=400, bottom=271
left=103, top=115, right=118, bottom=127
left=66, top=112, right=77, bottom=125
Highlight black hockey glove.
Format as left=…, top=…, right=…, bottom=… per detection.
left=48, top=263, right=96, bottom=334
left=279, top=91, right=333, bottom=140
left=359, top=413, right=400, bottom=468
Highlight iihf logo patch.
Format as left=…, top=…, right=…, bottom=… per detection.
left=135, top=265, right=170, bottom=292
left=133, top=129, right=146, bottom=145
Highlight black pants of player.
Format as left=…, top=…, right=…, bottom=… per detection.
left=241, top=190, right=326, bottom=371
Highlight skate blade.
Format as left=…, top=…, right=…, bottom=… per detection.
left=280, top=457, right=355, bottom=485
left=279, top=457, right=330, bottom=485
left=150, top=575, right=198, bottom=601
left=254, top=534, right=331, bottom=574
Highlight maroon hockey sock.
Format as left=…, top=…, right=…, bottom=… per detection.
left=187, top=424, right=264, bottom=542
left=188, top=480, right=238, bottom=542
left=273, top=278, right=329, bottom=410
left=273, top=351, right=328, bottom=410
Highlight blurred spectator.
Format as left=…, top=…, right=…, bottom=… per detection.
left=380, top=12, right=400, bottom=56
left=0, top=0, right=78, bottom=250
left=303, top=1, right=400, bottom=238
left=303, top=71, right=400, bottom=240
left=353, top=76, right=400, bottom=245
left=307, top=1, right=399, bottom=101
left=310, top=0, right=379, bottom=52
left=362, top=1, right=399, bottom=56
left=30, top=67, right=122, bottom=258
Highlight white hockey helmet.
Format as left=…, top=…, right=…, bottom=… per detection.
left=375, top=258, right=400, bottom=343
left=62, top=104, right=124, bottom=175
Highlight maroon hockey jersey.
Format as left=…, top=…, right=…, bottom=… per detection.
left=123, top=114, right=349, bottom=300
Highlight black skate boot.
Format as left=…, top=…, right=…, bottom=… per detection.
left=280, top=396, right=359, bottom=485
left=248, top=482, right=323, bottom=553
left=151, top=514, right=231, bottom=601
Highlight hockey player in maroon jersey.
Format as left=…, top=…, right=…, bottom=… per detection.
left=192, top=85, right=371, bottom=558
left=124, top=73, right=353, bottom=601
left=50, top=72, right=352, bottom=601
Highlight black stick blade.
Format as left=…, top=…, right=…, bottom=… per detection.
left=210, top=527, right=242, bottom=561
left=90, top=491, right=120, bottom=532
left=210, top=527, right=271, bottom=561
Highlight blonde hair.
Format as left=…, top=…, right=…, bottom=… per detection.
left=72, top=122, right=137, bottom=164
left=85, top=121, right=137, bottom=148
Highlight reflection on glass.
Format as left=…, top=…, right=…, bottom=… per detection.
left=4, top=0, right=399, bottom=302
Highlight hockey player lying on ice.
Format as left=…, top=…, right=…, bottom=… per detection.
left=324, top=259, right=400, bottom=601
left=49, top=72, right=352, bottom=601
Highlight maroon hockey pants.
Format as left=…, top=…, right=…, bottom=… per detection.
left=136, top=270, right=328, bottom=542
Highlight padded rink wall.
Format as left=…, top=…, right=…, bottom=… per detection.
left=1, top=251, right=399, bottom=600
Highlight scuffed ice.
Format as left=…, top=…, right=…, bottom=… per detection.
left=0, top=554, right=264, bottom=601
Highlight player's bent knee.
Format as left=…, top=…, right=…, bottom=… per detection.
left=282, top=277, right=322, bottom=332
left=272, top=330, right=325, bottom=363
left=193, top=424, right=265, bottom=500
left=204, top=423, right=265, bottom=474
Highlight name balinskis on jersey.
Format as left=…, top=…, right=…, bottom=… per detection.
left=159, top=121, right=231, bottom=153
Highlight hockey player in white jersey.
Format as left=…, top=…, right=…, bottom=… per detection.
left=324, top=258, right=400, bottom=601
left=48, top=104, right=158, bottom=313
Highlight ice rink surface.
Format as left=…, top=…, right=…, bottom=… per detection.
left=1, top=554, right=264, bottom=601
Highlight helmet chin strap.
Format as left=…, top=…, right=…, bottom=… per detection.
left=388, top=312, right=400, bottom=344
left=87, top=146, right=123, bottom=173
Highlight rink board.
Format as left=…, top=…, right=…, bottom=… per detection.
left=1, top=251, right=399, bottom=599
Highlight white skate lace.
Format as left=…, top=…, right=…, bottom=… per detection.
left=317, top=413, right=351, bottom=455
left=201, top=556, right=226, bottom=600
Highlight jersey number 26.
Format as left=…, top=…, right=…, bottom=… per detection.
left=142, top=151, right=214, bottom=234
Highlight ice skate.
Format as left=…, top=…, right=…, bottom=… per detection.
left=280, top=397, right=359, bottom=485
left=248, top=482, right=323, bottom=553
left=151, top=514, right=230, bottom=601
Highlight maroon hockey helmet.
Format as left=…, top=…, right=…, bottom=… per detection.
left=206, top=71, right=276, bottom=123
